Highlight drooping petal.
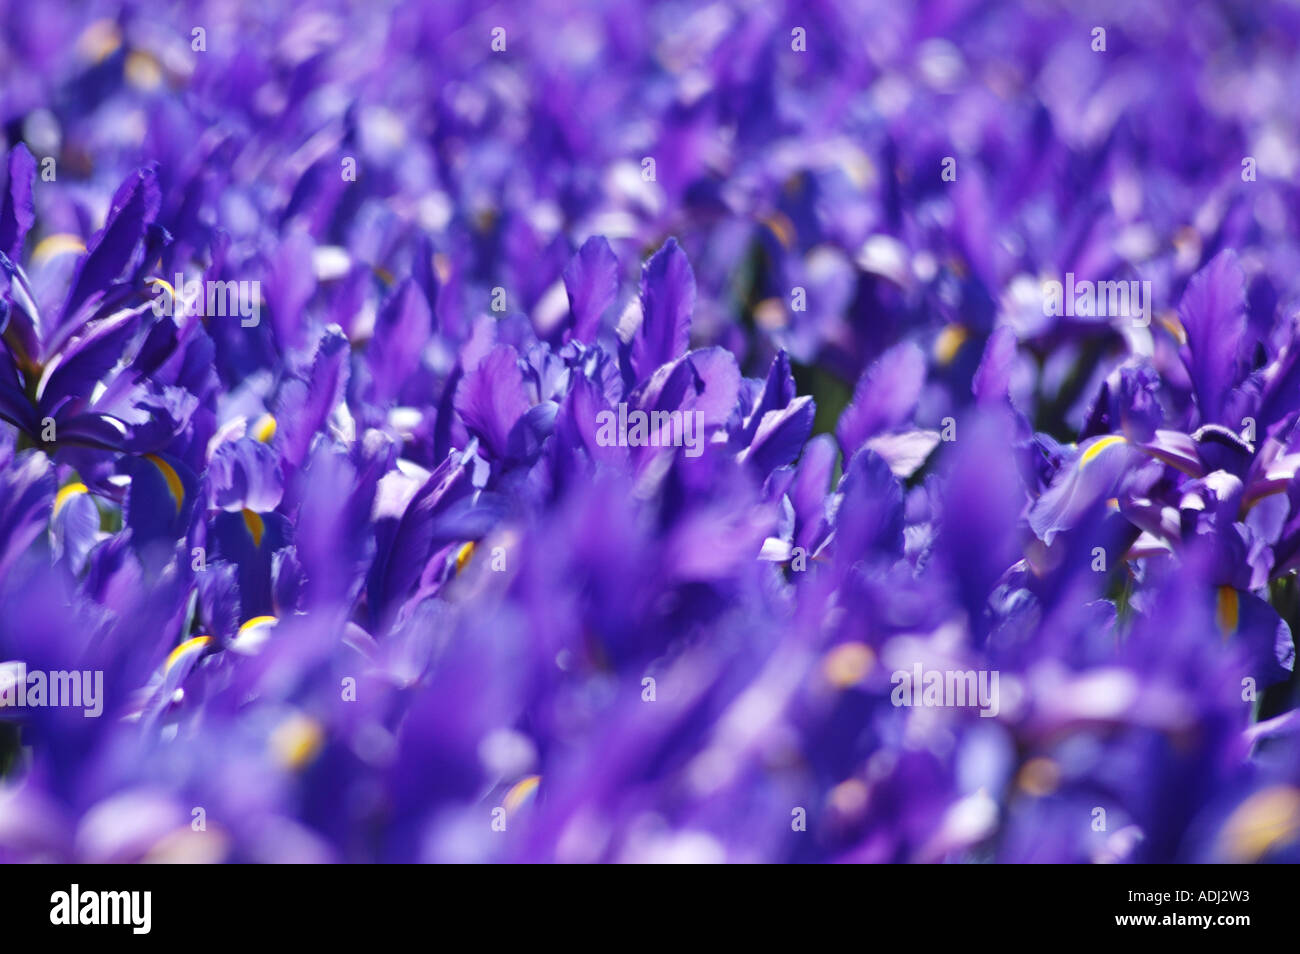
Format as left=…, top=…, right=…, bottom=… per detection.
left=50, top=482, right=99, bottom=574
left=209, top=508, right=291, bottom=621
left=1028, top=435, right=1142, bottom=544
left=1218, top=588, right=1295, bottom=689
left=121, top=452, right=199, bottom=567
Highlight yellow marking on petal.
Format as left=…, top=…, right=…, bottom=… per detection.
left=1216, top=585, right=1239, bottom=638
left=144, top=453, right=184, bottom=513
left=1017, top=757, right=1061, bottom=797
left=933, top=323, right=969, bottom=366
left=1078, top=435, right=1127, bottom=469
left=838, top=148, right=876, bottom=190
left=270, top=713, right=324, bottom=771
left=827, top=778, right=869, bottom=817
left=239, top=615, right=278, bottom=633
left=753, top=297, right=788, bottom=331
left=1105, top=497, right=1120, bottom=511
left=31, top=233, right=88, bottom=265
left=455, top=541, right=476, bottom=574
left=53, top=482, right=89, bottom=518
left=373, top=266, right=396, bottom=287
left=230, top=614, right=277, bottom=656
left=125, top=50, right=163, bottom=91
left=252, top=413, right=277, bottom=443
left=1158, top=311, right=1187, bottom=347
left=164, top=635, right=212, bottom=675
left=822, top=642, right=875, bottom=689
left=242, top=508, right=265, bottom=547
left=1217, top=785, right=1300, bottom=863
left=763, top=212, right=796, bottom=250
left=147, top=276, right=177, bottom=300
left=77, top=20, right=122, bottom=64
left=1172, top=227, right=1202, bottom=274
left=143, top=825, right=230, bottom=864
left=503, top=775, right=541, bottom=815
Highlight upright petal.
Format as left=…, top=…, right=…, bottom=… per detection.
left=1178, top=250, right=1246, bottom=426
left=58, top=164, right=161, bottom=329
left=628, top=238, right=694, bottom=381
left=0, top=144, right=36, bottom=262
left=837, top=341, right=926, bottom=455
left=563, top=236, right=620, bottom=345
left=454, top=344, right=531, bottom=460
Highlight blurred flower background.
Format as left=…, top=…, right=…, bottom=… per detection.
left=1, top=0, right=1300, bottom=862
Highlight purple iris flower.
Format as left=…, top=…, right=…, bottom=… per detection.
left=1, top=0, right=1299, bottom=868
